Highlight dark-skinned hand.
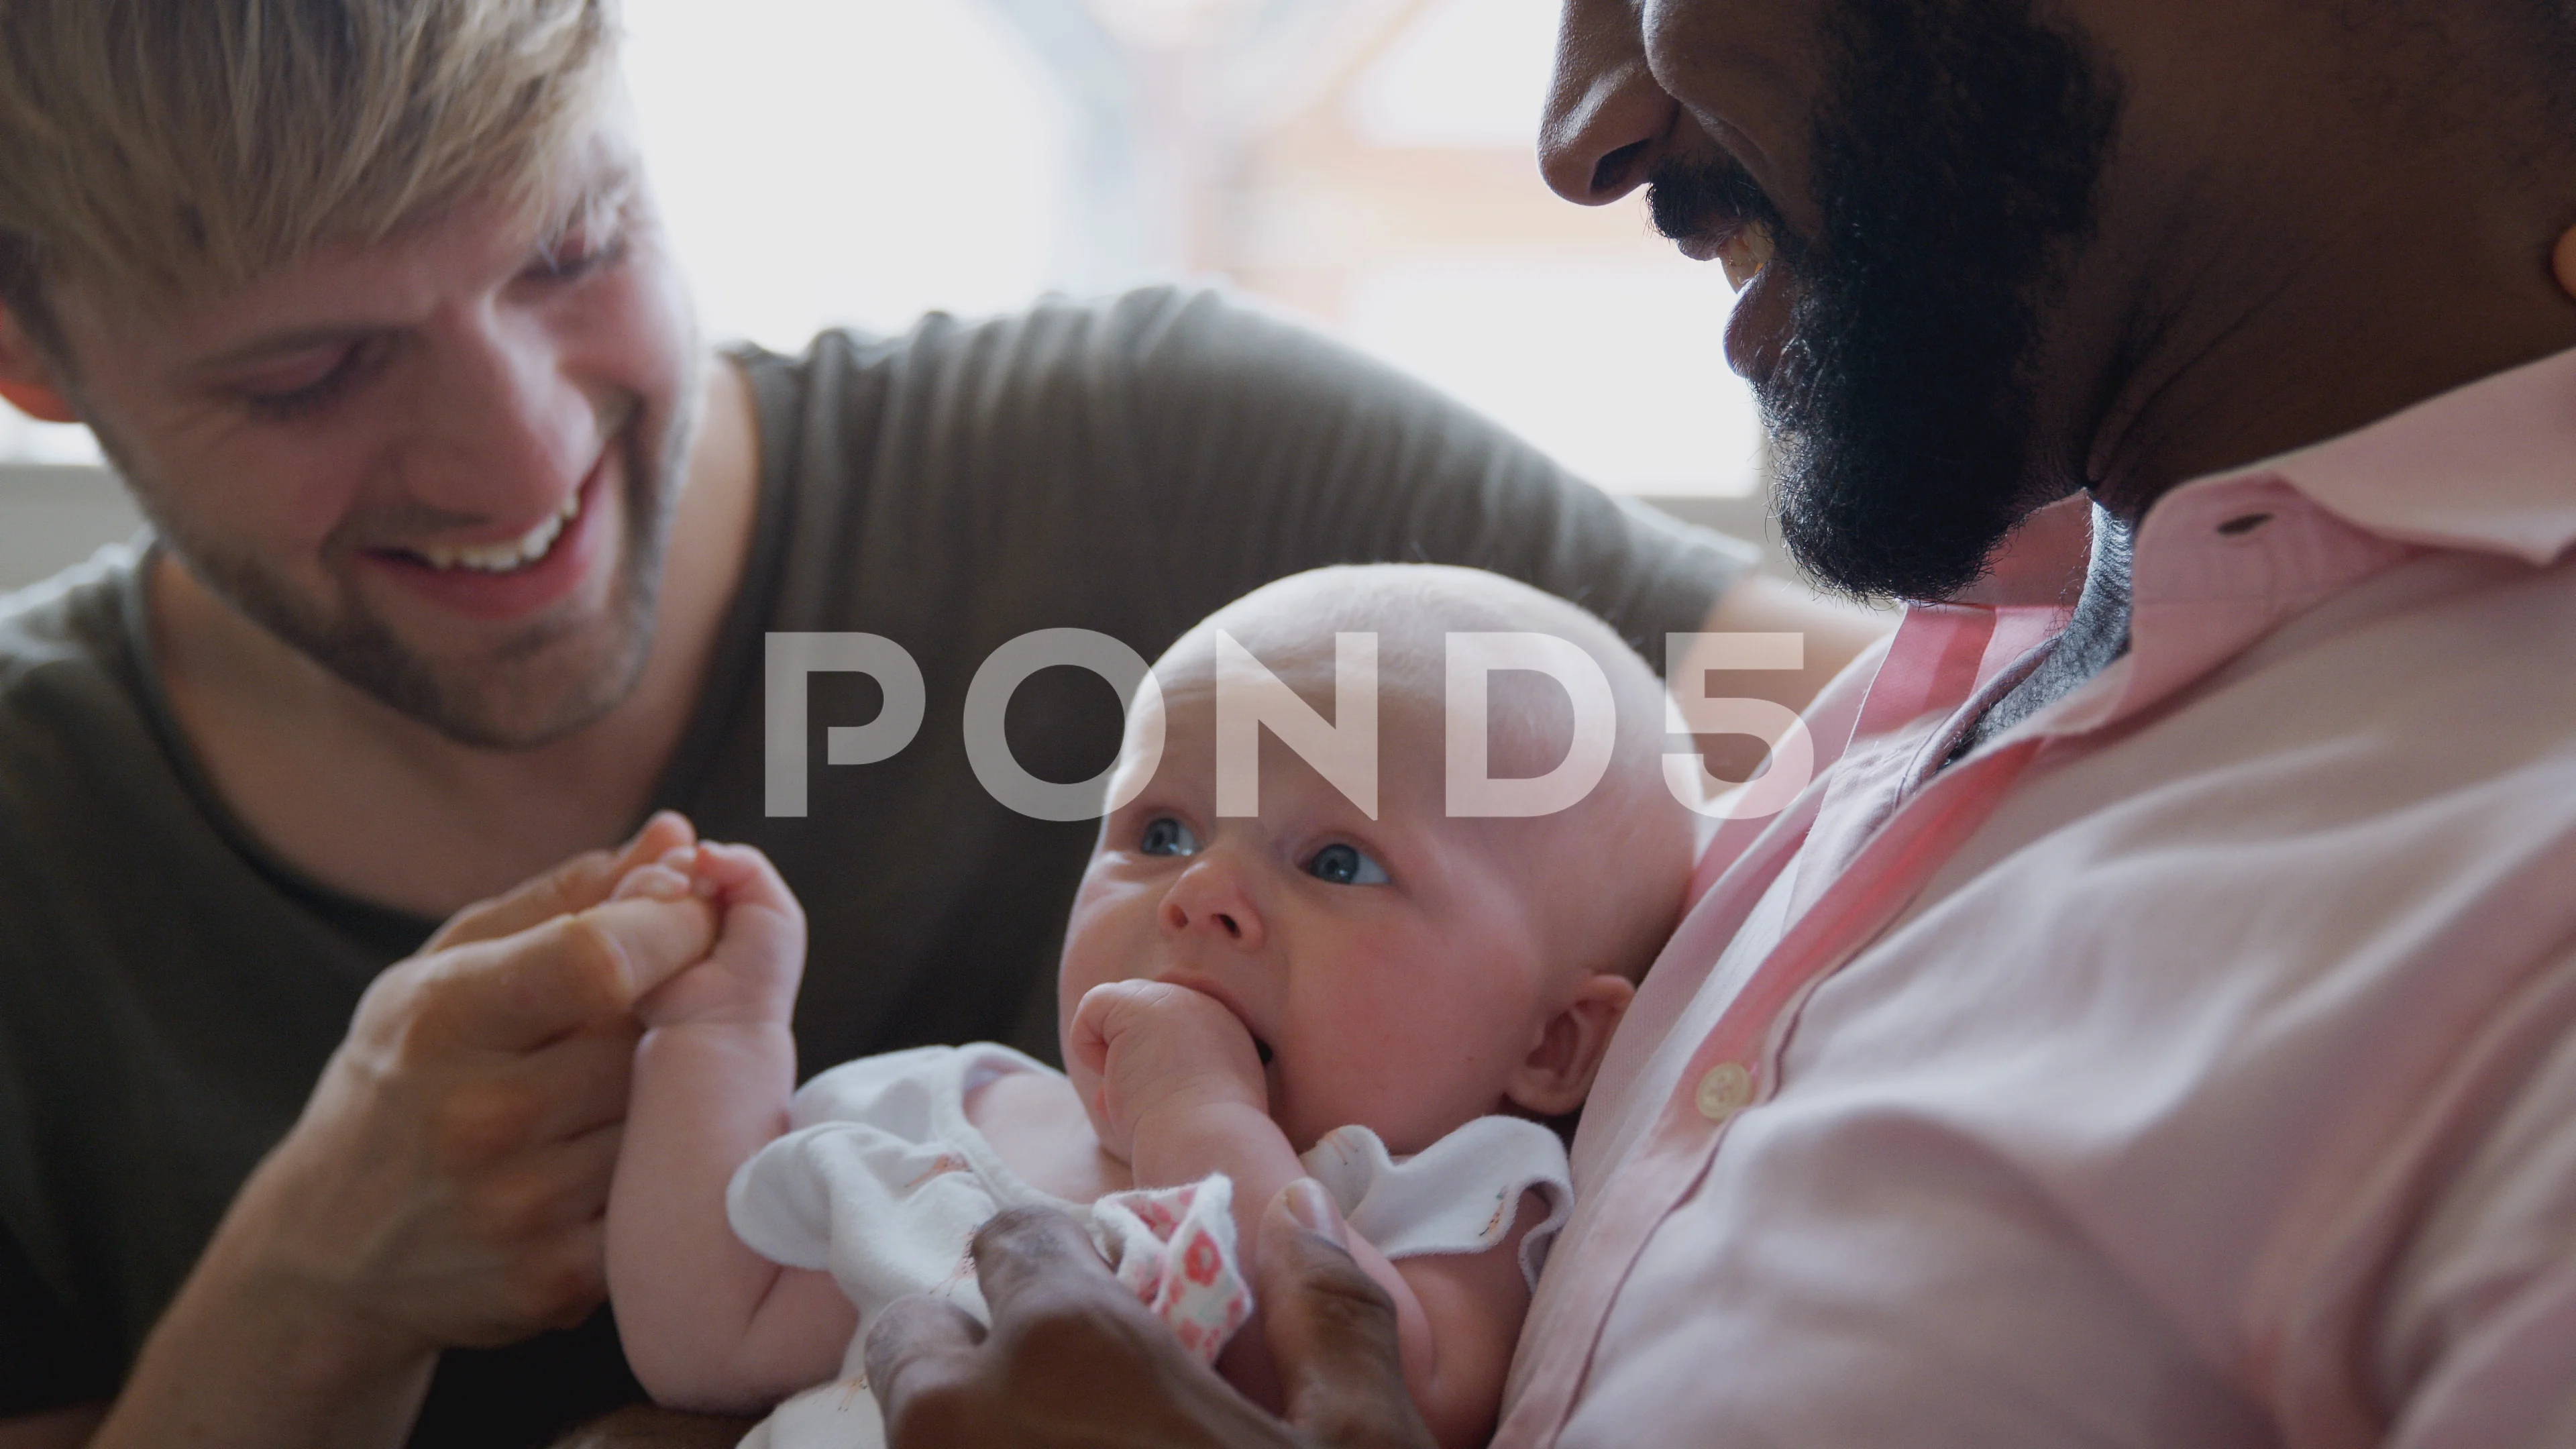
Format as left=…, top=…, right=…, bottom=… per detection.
left=863, top=1179, right=1439, bottom=1449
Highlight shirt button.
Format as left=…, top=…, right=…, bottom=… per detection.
left=1695, top=1062, right=1755, bottom=1122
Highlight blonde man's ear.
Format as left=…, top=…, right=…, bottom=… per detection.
left=0, top=305, right=78, bottom=424
left=1505, top=973, right=1639, bottom=1119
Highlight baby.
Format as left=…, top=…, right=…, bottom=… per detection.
left=604, top=564, right=1697, bottom=1449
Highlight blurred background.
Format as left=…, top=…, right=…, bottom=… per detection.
left=0, top=0, right=1776, bottom=592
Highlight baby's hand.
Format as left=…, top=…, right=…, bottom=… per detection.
left=1066, top=980, right=1268, bottom=1163
left=617, top=841, right=807, bottom=1032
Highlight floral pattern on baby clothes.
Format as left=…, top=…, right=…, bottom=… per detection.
left=1095, top=1176, right=1252, bottom=1364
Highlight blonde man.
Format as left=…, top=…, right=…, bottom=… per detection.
left=0, top=3, right=1880, bottom=1446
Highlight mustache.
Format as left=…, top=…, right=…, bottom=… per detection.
left=1646, top=154, right=1789, bottom=246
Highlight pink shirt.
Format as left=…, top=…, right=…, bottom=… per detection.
left=1500, top=346, right=2576, bottom=1448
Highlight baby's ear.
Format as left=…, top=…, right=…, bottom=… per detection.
left=1504, top=973, right=1638, bottom=1119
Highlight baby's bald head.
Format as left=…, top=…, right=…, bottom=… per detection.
left=1148, top=565, right=1695, bottom=988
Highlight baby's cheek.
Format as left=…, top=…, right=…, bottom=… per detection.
left=1296, top=1016, right=1482, bottom=1152
left=1055, top=918, right=1120, bottom=1034
left=1059, top=875, right=1152, bottom=973
left=1267, top=1062, right=1356, bottom=1156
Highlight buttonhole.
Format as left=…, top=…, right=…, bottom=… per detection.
left=2217, top=513, right=2273, bottom=537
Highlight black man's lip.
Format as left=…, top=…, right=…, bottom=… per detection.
left=1723, top=254, right=1796, bottom=388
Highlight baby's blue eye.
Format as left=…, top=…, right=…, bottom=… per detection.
left=1305, top=843, right=1389, bottom=886
left=1139, top=816, right=1201, bottom=857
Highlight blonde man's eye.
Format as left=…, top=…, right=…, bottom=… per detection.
left=531, top=230, right=627, bottom=282
left=240, top=341, right=378, bottom=421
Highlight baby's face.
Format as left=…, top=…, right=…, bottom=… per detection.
left=1058, top=682, right=1562, bottom=1157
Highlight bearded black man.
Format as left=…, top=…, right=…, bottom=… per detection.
left=861, top=1, right=2576, bottom=1445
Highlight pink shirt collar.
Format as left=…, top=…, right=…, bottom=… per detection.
left=1951, top=341, right=2576, bottom=607
left=1944, top=343, right=2576, bottom=741
left=2264, top=342, right=2576, bottom=565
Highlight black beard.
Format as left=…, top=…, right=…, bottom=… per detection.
left=1652, top=0, right=2121, bottom=601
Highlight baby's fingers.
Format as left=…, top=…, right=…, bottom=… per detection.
left=691, top=841, right=806, bottom=974
left=692, top=843, right=796, bottom=908
left=611, top=862, right=695, bottom=904
left=1067, top=979, right=1189, bottom=1068
left=1066, top=982, right=1124, bottom=1079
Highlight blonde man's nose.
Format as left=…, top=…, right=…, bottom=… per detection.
left=398, top=322, right=602, bottom=520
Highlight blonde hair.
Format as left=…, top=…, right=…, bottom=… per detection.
left=0, top=0, right=619, bottom=331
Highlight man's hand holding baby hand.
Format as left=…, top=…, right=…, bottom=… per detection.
left=616, top=841, right=808, bottom=1032
left=1067, top=980, right=1269, bottom=1163
left=121, top=812, right=729, bottom=1448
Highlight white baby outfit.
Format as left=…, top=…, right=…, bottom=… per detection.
left=726, top=1043, right=1574, bottom=1449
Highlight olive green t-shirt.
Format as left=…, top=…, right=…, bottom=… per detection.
left=0, top=287, right=1752, bottom=1445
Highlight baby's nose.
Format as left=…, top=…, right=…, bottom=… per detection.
left=1159, top=863, right=1267, bottom=951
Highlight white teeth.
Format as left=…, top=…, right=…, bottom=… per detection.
left=1717, top=224, right=1776, bottom=292
left=413, top=490, right=582, bottom=574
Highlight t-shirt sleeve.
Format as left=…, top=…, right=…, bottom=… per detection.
left=1099, top=288, right=1758, bottom=670
left=0, top=1222, right=113, bottom=1417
